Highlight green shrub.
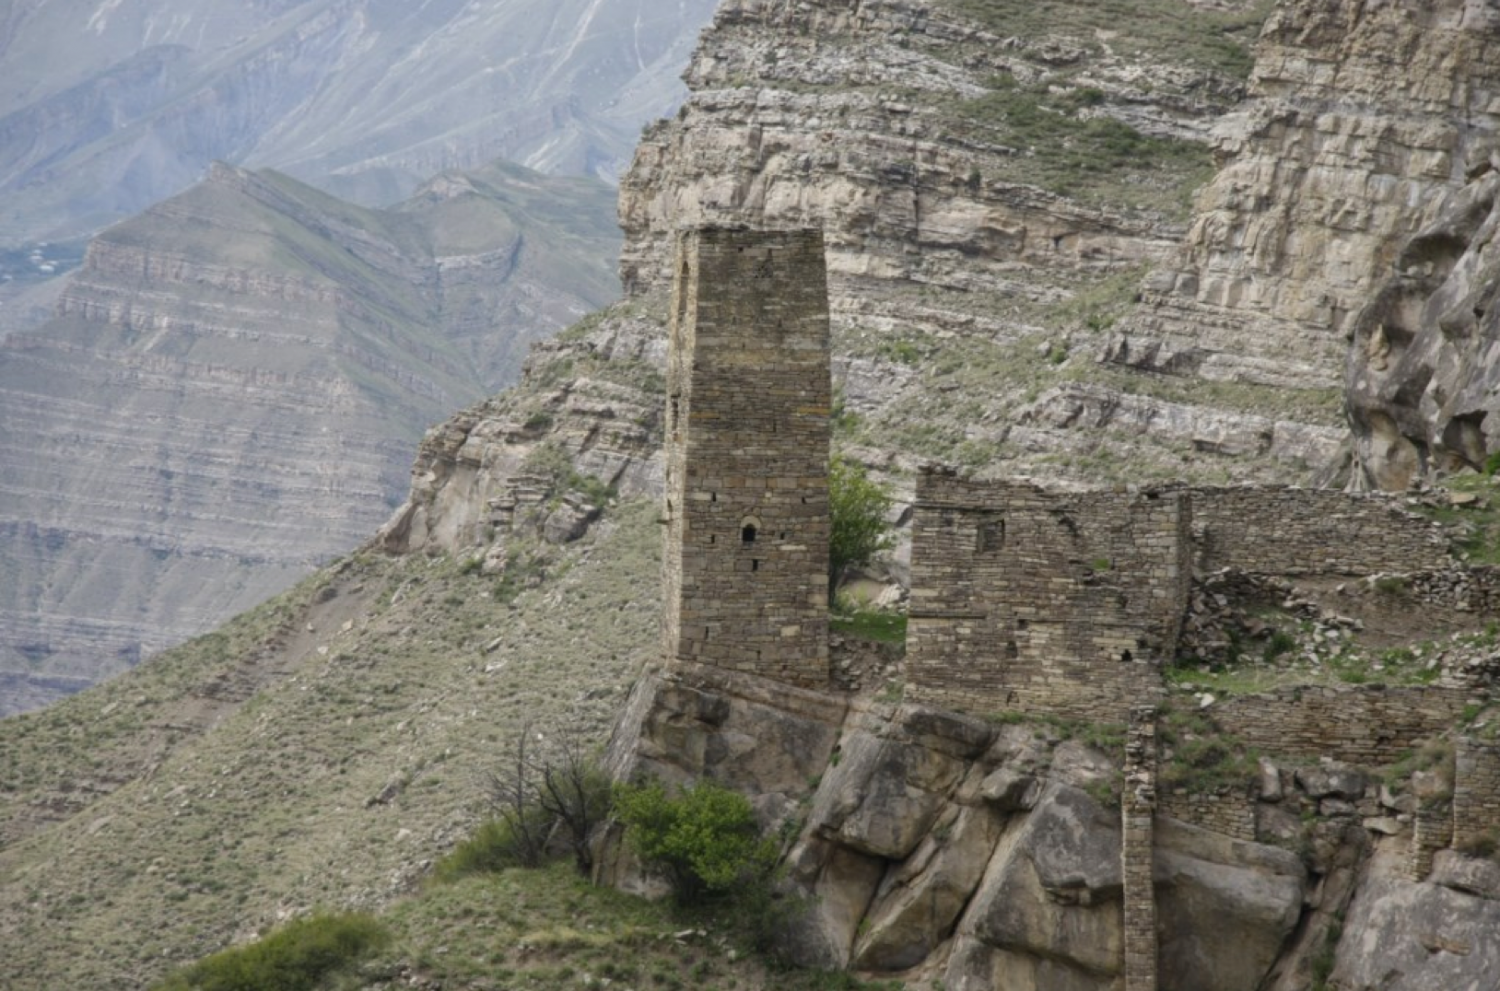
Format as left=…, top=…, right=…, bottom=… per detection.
left=613, top=779, right=776, bottom=905
left=1262, top=629, right=1296, bottom=663
left=829, top=455, right=894, bottom=594
left=152, top=912, right=388, bottom=991
left=433, top=814, right=553, bottom=881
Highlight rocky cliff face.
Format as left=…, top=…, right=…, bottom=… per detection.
left=1344, top=152, right=1500, bottom=489
left=1109, top=0, right=1500, bottom=486
left=613, top=0, right=1357, bottom=483
left=603, top=658, right=1499, bottom=991
left=0, top=0, right=718, bottom=245
left=0, top=159, right=619, bottom=714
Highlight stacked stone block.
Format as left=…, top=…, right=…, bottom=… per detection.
left=1157, top=789, right=1257, bottom=842
left=1187, top=486, right=1452, bottom=576
left=1122, top=706, right=1160, bottom=991
left=661, top=227, right=831, bottom=688
left=1409, top=804, right=1453, bottom=881
left=1210, top=685, right=1471, bottom=765
left=906, top=470, right=1189, bottom=721
left=1454, top=737, right=1500, bottom=851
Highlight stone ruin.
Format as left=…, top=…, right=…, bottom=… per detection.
left=636, top=225, right=1500, bottom=990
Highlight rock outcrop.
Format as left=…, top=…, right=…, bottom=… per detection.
left=611, top=0, right=1363, bottom=484
left=604, top=664, right=1316, bottom=991
left=1109, top=0, right=1500, bottom=485
left=1345, top=159, right=1500, bottom=489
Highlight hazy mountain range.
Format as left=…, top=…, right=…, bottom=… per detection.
left=0, top=0, right=719, bottom=247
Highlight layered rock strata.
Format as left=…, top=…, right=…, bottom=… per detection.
left=615, top=0, right=1342, bottom=483
left=0, top=160, right=619, bottom=713
left=1109, top=0, right=1500, bottom=484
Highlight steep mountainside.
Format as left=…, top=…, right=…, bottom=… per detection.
left=0, top=0, right=718, bottom=246
left=0, top=160, right=619, bottom=714
left=1111, top=0, right=1500, bottom=487
left=9, top=0, right=1500, bottom=988
left=616, top=0, right=1353, bottom=484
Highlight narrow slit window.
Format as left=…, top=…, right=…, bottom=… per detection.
left=751, top=559, right=760, bottom=572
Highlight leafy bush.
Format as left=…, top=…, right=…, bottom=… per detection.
left=152, top=912, right=388, bottom=991
left=433, top=814, right=553, bottom=881
left=829, top=455, right=894, bottom=594
left=437, top=730, right=613, bottom=878
left=613, top=779, right=777, bottom=906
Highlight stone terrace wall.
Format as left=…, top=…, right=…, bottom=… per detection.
left=1158, top=788, right=1257, bottom=842
left=906, top=470, right=1188, bottom=722
left=1366, top=566, right=1500, bottom=615
left=1211, top=685, right=1472, bottom=766
left=1454, top=737, right=1500, bottom=851
left=1188, top=487, right=1452, bottom=576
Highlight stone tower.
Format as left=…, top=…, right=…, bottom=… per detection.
left=662, top=227, right=831, bottom=689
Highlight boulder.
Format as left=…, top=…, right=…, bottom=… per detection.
left=1296, top=762, right=1368, bottom=800
left=961, top=784, right=1124, bottom=977
left=809, top=730, right=966, bottom=860
left=781, top=837, right=886, bottom=969
left=854, top=805, right=1006, bottom=971
left=1156, top=819, right=1307, bottom=991
left=1333, top=873, right=1500, bottom=990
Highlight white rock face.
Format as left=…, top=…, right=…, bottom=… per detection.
left=1108, top=0, right=1500, bottom=486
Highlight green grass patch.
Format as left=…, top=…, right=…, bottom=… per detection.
left=831, top=608, right=908, bottom=644
left=1158, top=703, right=1259, bottom=793
left=938, top=0, right=1272, bottom=79
left=150, top=912, right=389, bottom=991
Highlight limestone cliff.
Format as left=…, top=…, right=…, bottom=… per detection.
left=614, top=0, right=1354, bottom=481
left=1109, top=0, right=1500, bottom=486
left=0, top=160, right=619, bottom=714
left=1345, top=154, right=1500, bottom=489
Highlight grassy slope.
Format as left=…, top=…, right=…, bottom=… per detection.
left=0, top=501, right=661, bottom=989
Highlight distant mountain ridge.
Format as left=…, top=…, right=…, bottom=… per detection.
left=0, top=158, right=620, bottom=714
left=0, top=0, right=718, bottom=246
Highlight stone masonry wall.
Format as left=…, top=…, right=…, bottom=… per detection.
left=662, top=228, right=831, bottom=688
left=1122, top=707, right=1159, bottom=991
left=1158, top=789, right=1257, bottom=842
left=1454, top=737, right=1500, bottom=851
left=906, top=471, right=1189, bottom=722
left=1211, top=685, right=1472, bottom=766
left=1410, top=804, right=1453, bottom=882
left=1187, top=487, right=1452, bottom=576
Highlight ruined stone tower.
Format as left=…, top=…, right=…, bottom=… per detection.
left=662, top=228, right=831, bottom=689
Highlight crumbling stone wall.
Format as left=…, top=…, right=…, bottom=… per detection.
left=1122, top=707, right=1159, bottom=991
left=662, top=227, right=832, bottom=688
left=1158, top=788, right=1257, bottom=842
left=1410, top=804, right=1453, bottom=881
left=1210, top=685, right=1472, bottom=765
left=1187, top=486, right=1452, bottom=576
left=1454, top=737, right=1500, bottom=852
left=906, top=470, right=1189, bottom=721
